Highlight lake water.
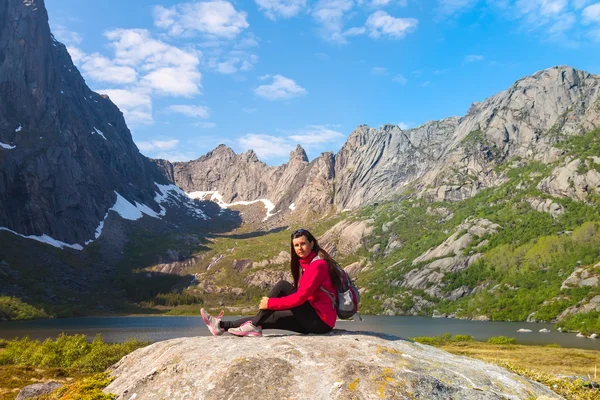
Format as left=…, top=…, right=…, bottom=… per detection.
left=0, top=315, right=598, bottom=350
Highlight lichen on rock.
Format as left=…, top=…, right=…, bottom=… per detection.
left=104, top=331, right=561, bottom=399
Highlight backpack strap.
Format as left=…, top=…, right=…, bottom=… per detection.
left=310, top=256, right=336, bottom=309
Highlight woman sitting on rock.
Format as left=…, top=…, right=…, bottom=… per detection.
left=200, top=228, right=340, bottom=337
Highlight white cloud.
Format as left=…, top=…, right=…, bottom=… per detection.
left=141, top=67, right=202, bottom=96
left=52, top=24, right=82, bottom=45
left=98, top=89, right=153, bottom=126
left=583, top=4, right=600, bottom=24
left=574, top=0, right=592, bottom=9
left=239, top=134, right=295, bottom=159
left=78, top=53, right=138, bottom=84
left=193, top=121, right=217, bottom=128
left=312, top=0, right=355, bottom=43
left=392, top=73, right=407, bottom=85
left=137, top=139, right=180, bottom=152
left=436, top=0, right=478, bottom=16
left=288, top=125, right=345, bottom=145
left=103, top=29, right=202, bottom=96
left=364, top=11, right=418, bottom=38
left=167, top=105, right=210, bottom=118
left=255, top=0, right=307, bottom=20
left=66, top=46, right=85, bottom=64
left=371, top=66, right=389, bottom=75
left=153, top=1, right=249, bottom=39
left=344, top=26, right=367, bottom=36
left=397, top=121, right=412, bottom=129
left=208, top=50, right=259, bottom=74
left=464, top=54, right=484, bottom=63
left=243, top=107, right=258, bottom=113
left=357, top=0, right=408, bottom=6
left=255, top=75, right=307, bottom=100
left=238, top=124, right=344, bottom=161
left=235, top=33, right=260, bottom=48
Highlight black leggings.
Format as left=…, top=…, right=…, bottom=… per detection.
left=219, top=280, right=333, bottom=334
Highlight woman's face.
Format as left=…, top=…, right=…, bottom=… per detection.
left=293, top=236, right=314, bottom=259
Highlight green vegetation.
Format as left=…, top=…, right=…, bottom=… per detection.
left=500, top=363, right=599, bottom=400
left=436, top=340, right=600, bottom=400
left=487, top=336, right=516, bottom=345
left=0, top=334, right=147, bottom=400
left=0, top=296, right=49, bottom=321
left=556, top=311, right=600, bottom=336
left=410, top=333, right=474, bottom=345
left=39, top=373, right=116, bottom=400
left=0, top=334, right=148, bottom=372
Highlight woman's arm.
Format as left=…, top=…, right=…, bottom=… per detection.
left=266, top=259, right=328, bottom=310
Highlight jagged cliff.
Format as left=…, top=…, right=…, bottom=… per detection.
left=155, top=144, right=336, bottom=219
left=0, top=0, right=170, bottom=246
left=157, top=66, right=600, bottom=217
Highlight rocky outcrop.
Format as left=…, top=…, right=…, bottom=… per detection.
left=104, top=333, right=560, bottom=400
left=244, top=270, right=292, bottom=289
left=318, top=219, right=374, bottom=257
left=538, top=158, right=600, bottom=202
left=556, top=295, right=600, bottom=321
left=560, top=263, right=600, bottom=290
left=524, top=197, right=565, bottom=218
left=0, top=0, right=170, bottom=246
left=412, top=218, right=500, bottom=265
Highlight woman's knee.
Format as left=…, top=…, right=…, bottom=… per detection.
left=269, top=280, right=294, bottom=296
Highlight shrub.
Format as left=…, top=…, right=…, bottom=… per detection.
left=0, top=296, right=49, bottom=320
left=487, top=336, right=517, bottom=345
left=556, top=311, right=600, bottom=335
left=0, top=334, right=148, bottom=372
left=453, top=334, right=474, bottom=342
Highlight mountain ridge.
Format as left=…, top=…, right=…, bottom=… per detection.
left=154, top=65, right=600, bottom=218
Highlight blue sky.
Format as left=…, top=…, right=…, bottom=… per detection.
left=46, top=0, right=600, bottom=166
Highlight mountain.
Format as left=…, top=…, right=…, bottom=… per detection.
left=0, top=0, right=180, bottom=248
left=154, top=144, right=336, bottom=221
left=158, top=66, right=600, bottom=216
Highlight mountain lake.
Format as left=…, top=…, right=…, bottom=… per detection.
left=0, top=315, right=598, bottom=350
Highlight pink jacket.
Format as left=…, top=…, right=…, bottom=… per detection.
left=267, top=251, right=336, bottom=328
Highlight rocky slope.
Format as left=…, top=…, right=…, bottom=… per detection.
left=158, top=66, right=600, bottom=218
left=0, top=0, right=172, bottom=247
left=104, top=333, right=560, bottom=400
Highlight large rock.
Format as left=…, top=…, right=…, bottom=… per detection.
left=16, top=382, right=63, bottom=400
left=104, top=333, right=560, bottom=400
left=318, top=219, right=374, bottom=257
left=561, top=264, right=600, bottom=290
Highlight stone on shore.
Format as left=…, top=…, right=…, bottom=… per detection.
left=104, top=331, right=561, bottom=399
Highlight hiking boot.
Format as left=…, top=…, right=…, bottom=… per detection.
left=228, top=321, right=262, bottom=337
left=200, top=308, right=224, bottom=336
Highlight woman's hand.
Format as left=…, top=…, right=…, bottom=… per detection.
left=259, top=297, right=269, bottom=310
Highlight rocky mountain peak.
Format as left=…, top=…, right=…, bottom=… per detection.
left=0, top=0, right=168, bottom=246
left=158, top=65, right=600, bottom=215
left=289, top=144, right=308, bottom=162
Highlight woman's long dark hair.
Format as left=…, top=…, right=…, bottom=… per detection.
left=290, top=229, right=341, bottom=290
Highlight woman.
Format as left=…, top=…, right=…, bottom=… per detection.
left=200, top=228, right=340, bottom=337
